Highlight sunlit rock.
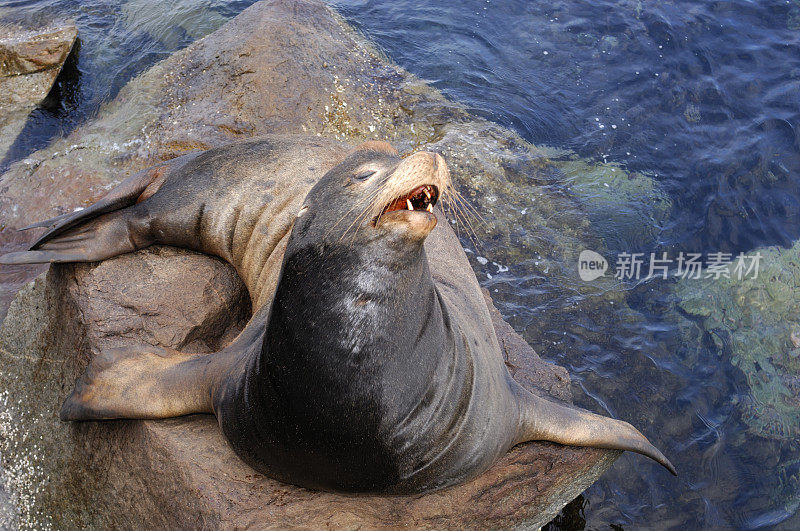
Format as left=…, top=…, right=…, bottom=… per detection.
left=0, top=23, right=77, bottom=160
left=0, top=23, right=77, bottom=109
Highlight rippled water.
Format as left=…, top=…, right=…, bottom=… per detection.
left=1, top=0, right=799, bottom=528
left=335, top=0, right=800, bottom=527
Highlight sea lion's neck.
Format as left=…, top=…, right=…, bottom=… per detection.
left=263, top=240, right=457, bottom=429
left=268, top=240, right=444, bottom=361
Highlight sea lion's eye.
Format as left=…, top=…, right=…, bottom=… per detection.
left=353, top=170, right=376, bottom=182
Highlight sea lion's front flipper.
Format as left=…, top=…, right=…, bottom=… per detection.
left=514, top=386, right=677, bottom=475
left=61, top=304, right=269, bottom=421
left=60, top=345, right=219, bottom=421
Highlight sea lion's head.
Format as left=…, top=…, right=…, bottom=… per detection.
left=289, top=140, right=451, bottom=253
left=273, top=138, right=453, bottom=351
left=276, top=140, right=452, bottom=337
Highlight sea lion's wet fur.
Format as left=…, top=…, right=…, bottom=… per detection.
left=1, top=135, right=675, bottom=494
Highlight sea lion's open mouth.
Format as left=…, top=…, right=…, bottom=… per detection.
left=376, top=185, right=439, bottom=221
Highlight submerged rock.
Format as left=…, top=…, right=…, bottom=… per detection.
left=120, top=0, right=229, bottom=49
left=676, top=242, right=800, bottom=442
left=674, top=240, right=800, bottom=515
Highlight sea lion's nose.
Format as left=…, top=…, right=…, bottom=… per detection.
left=434, top=153, right=450, bottom=184
left=413, top=151, right=445, bottom=173
left=434, top=153, right=447, bottom=171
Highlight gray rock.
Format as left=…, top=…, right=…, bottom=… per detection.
left=0, top=477, right=15, bottom=530
left=0, top=23, right=77, bottom=161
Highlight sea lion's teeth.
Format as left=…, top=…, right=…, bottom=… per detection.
left=407, top=199, right=414, bottom=210
left=427, top=204, right=433, bottom=213
left=424, top=188, right=431, bottom=199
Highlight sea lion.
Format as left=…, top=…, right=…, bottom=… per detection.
left=0, top=135, right=675, bottom=493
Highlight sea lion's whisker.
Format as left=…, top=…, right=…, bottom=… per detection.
left=338, top=186, right=391, bottom=242
left=448, top=186, right=485, bottom=226
left=331, top=188, right=382, bottom=229
left=447, top=188, right=484, bottom=235
left=443, top=193, right=481, bottom=250
left=447, top=204, right=479, bottom=250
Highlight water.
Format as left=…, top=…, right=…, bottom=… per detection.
left=2, top=0, right=800, bottom=528
left=331, top=0, right=800, bottom=527
left=0, top=0, right=258, bottom=172
left=333, top=0, right=800, bottom=255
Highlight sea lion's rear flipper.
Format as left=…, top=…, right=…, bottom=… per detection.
left=60, top=345, right=218, bottom=421
left=28, top=163, right=171, bottom=248
left=0, top=164, right=172, bottom=265
left=0, top=207, right=153, bottom=264
left=514, top=386, right=677, bottom=475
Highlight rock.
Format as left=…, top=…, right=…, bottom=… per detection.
left=0, top=250, right=617, bottom=528
left=673, top=241, right=800, bottom=513
left=0, top=107, right=30, bottom=167
left=660, top=241, right=800, bottom=520
left=0, top=23, right=77, bottom=109
left=675, top=242, right=800, bottom=443
left=0, top=23, right=77, bottom=161
left=0, top=0, right=658, bottom=525
left=0, top=478, right=13, bottom=529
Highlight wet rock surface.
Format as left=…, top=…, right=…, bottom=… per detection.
left=0, top=478, right=12, bottom=529
left=0, top=23, right=77, bottom=160
left=0, top=0, right=667, bottom=526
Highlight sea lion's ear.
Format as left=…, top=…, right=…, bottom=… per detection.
left=353, top=140, right=399, bottom=156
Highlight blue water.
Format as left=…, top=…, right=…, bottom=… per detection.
left=331, top=1, right=800, bottom=527
left=2, top=0, right=800, bottom=528
left=334, top=0, right=800, bottom=255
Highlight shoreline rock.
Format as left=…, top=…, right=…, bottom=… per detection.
left=0, top=0, right=678, bottom=526
left=0, top=23, right=77, bottom=161
left=0, top=23, right=77, bottom=108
